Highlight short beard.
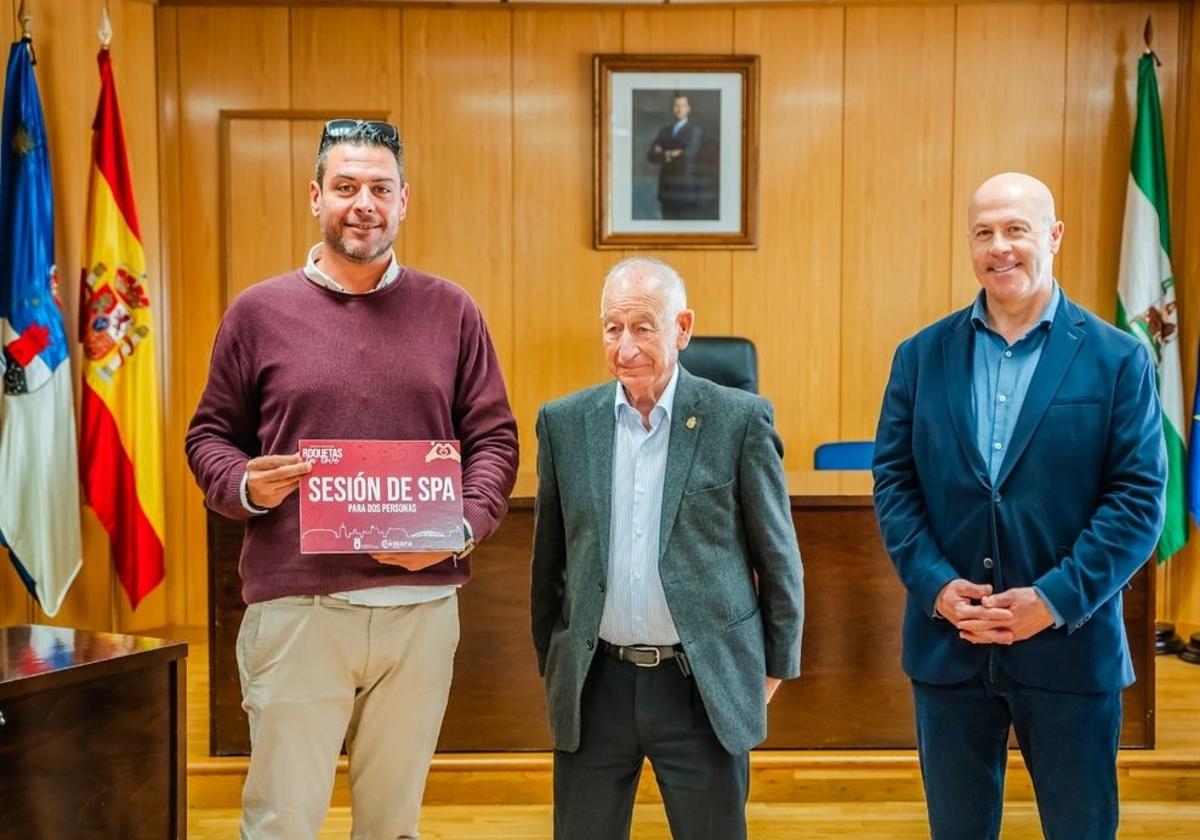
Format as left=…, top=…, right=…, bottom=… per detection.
left=321, top=219, right=394, bottom=265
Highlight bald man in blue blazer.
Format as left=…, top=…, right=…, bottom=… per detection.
left=873, top=172, right=1167, bottom=840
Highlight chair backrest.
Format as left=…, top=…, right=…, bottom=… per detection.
left=813, top=441, right=875, bottom=470
left=678, top=336, right=758, bottom=394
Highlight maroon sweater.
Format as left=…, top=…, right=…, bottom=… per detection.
left=185, top=268, right=519, bottom=604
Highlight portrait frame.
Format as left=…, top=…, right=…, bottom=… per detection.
left=593, top=54, right=759, bottom=250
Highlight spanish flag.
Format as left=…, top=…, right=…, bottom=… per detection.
left=78, top=47, right=164, bottom=607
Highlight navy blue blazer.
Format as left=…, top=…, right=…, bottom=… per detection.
left=872, top=291, right=1166, bottom=693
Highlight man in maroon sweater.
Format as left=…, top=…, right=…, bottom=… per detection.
left=186, top=119, right=518, bottom=839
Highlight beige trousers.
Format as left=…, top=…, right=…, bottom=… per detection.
left=236, top=592, right=459, bottom=840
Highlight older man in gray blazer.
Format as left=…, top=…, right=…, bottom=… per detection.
left=531, top=257, right=804, bottom=839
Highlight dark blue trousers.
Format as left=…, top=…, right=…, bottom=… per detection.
left=913, top=659, right=1122, bottom=840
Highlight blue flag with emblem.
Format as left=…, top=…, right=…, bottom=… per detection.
left=0, top=37, right=82, bottom=616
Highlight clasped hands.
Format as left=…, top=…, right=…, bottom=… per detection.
left=935, top=579, right=1054, bottom=645
left=245, top=452, right=451, bottom=571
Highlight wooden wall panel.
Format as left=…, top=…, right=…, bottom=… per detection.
left=623, top=8, right=735, bottom=335
left=143, top=3, right=1197, bottom=628
left=289, top=6, right=402, bottom=113
left=399, top=9, right=514, bottom=377
left=290, top=119, right=323, bottom=269
left=840, top=6, right=955, bottom=441
left=224, top=120, right=296, bottom=302
left=950, top=4, right=1068, bottom=306
left=511, top=9, right=622, bottom=459
left=1169, top=2, right=1200, bottom=626
left=732, top=7, right=844, bottom=469
left=0, top=562, right=28, bottom=626
left=174, top=5, right=290, bottom=624
left=1062, top=4, right=1179, bottom=317
left=156, top=4, right=190, bottom=630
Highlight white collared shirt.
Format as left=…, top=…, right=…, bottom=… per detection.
left=599, top=366, right=681, bottom=646
left=302, top=242, right=401, bottom=293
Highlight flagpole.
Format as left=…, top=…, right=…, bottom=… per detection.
left=98, top=0, right=116, bottom=627
left=99, top=0, right=117, bottom=631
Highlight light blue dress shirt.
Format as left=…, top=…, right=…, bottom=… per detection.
left=599, top=366, right=681, bottom=646
left=970, top=282, right=1064, bottom=627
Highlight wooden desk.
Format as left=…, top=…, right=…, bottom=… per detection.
left=0, top=625, right=187, bottom=839
left=208, top=472, right=1153, bottom=754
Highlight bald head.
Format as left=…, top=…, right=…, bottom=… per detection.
left=967, top=172, right=1064, bottom=313
left=969, top=172, right=1057, bottom=228
left=600, top=256, right=688, bottom=323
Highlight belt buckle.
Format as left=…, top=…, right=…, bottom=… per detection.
left=628, top=645, right=661, bottom=667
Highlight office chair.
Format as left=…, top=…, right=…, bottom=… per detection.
left=813, top=441, right=874, bottom=470
left=678, top=336, right=758, bottom=394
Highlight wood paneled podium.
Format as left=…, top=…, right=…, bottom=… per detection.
left=207, top=472, right=1154, bottom=755
left=0, top=625, right=187, bottom=839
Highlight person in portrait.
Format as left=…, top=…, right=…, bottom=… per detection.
left=873, top=171, right=1167, bottom=840
left=185, top=118, right=518, bottom=839
left=531, top=256, right=804, bottom=839
left=646, top=93, right=704, bottom=220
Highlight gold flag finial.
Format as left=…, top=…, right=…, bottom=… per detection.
left=99, top=1, right=113, bottom=49
left=1142, top=15, right=1162, bottom=66
left=17, top=0, right=31, bottom=40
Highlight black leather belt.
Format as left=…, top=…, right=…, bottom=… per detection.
left=600, top=640, right=683, bottom=668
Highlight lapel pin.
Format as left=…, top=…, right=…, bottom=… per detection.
left=686, top=416, right=697, bottom=430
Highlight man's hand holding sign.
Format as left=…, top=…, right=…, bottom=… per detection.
left=297, top=440, right=467, bottom=565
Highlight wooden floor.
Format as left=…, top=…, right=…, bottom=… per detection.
left=188, top=800, right=1200, bottom=838
left=181, top=625, right=1200, bottom=837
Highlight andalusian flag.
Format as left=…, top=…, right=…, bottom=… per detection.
left=0, top=37, right=83, bottom=616
left=1117, top=51, right=1186, bottom=562
left=78, top=46, right=164, bottom=606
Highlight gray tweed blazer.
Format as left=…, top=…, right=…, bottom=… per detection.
left=530, top=366, right=804, bottom=755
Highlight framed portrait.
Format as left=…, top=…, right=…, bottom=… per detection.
left=593, top=54, right=759, bottom=250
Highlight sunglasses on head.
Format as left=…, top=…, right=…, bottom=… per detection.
left=320, top=119, right=400, bottom=150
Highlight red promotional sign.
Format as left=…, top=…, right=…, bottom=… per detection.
left=298, top=439, right=465, bottom=554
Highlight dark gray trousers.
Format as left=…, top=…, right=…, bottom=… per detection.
left=553, top=651, right=749, bottom=840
